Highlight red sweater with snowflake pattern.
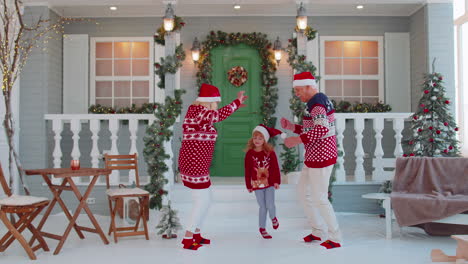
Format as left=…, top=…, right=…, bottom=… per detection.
left=178, top=99, right=241, bottom=189
left=294, top=93, right=337, bottom=168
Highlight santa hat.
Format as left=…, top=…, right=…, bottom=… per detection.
left=197, top=83, right=221, bottom=102
left=293, top=72, right=317, bottom=87
left=253, top=124, right=287, bottom=142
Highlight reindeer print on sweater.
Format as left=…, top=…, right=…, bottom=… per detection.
left=244, top=150, right=281, bottom=191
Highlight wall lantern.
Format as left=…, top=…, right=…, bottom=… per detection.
left=273, top=37, right=282, bottom=65
left=163, top=3, right=175, bottom=32
left=191, top=37, right=201, bottom=63
left=296, top=2, right=307, bottom=31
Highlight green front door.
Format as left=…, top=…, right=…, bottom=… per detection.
left=210, top=44, right=262, bottom=177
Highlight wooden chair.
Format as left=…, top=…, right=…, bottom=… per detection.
left=0, top=163, right=50, bottom=260
left=104, top=154, right=150, bottom=243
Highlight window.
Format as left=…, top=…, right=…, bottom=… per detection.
left=320, top=36, right=384, bottom=104
left=90, top=38, right=154, bottom=108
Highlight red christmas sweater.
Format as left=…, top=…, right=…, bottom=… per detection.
left=244, top=149, right=281, bottom=190
left=294, top=93, right=337, bottom=168
left=178, top=99, right=241, bottom=189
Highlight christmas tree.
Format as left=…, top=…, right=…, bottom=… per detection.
left=156, top=201, right=182, bottom=239
left=403, top=64, right=460, bottom=157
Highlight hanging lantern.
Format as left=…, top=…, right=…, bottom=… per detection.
left=191, top=37, right=200, bottom=63
left=273, top=37, right=282, bottom=65
left=163, top=3, right=175, bottom=32
left=296, top=2, right=307, bottom=31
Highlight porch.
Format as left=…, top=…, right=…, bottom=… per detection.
left=43, top=112, right=412, bottom=187
left=0, top=208, right=455, bottom=264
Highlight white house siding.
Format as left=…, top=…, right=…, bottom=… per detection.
left=15, top=9, right=455, bottom=214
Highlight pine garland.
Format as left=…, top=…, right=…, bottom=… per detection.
left=295, top=26, right=318, bottom=41
left=143, top=89, right=185, bottom=210
left=332, top=100, right=392, bottom=113
left=154, top=16, right=186, bottom=45
left=155, top=44, right=186, bottom=89
left=156, top=201, right=182, bottom=238
left=402, top=69, right=460, bottom=157
left=88, top=103, right=158, bottom=114
left=195, top=31, right=279, bottom=130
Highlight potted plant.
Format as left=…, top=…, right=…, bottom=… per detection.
left=280, top=144, right=301, bottom=184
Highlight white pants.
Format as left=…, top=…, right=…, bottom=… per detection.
left=297, top=165, right=342, bottom=242
left=187, top=188, right=212, bottom=233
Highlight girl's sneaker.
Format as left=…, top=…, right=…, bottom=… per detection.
left=272, top=217, right=279, bottom=230
left=259, top=228, right=272, bottom=239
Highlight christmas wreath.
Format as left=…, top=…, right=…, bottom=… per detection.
left=227, top=66, right=248, bottom=87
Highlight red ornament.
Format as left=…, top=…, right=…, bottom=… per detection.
left=403, top=154, right=408, bottom=157
left=420, top=104, right=425, bottom=108
left=443, top=149, right=448, bottom=153
left=153, top=105, right=158, bottom=109
left=409, top=141, right=414, bottom=145
left=155, top=63, right=161, bottom=68
left=444, top=122, right=448, bottom=126
left=445, top=100, right=450, bottom=104
left=449, top=146, right=453, bottom=150
left=288, top=39, right=292, bottom=43
left=410, top=153, right=415, bottom=157
left=436, top=130, right=441, bottom=134
left=158, top=189, right=165, bottom=195
left=424, top=90, right=429, bottom=94
left=418, top=128, right=423, bottom=132
left=439, top=76, right=443, bottom=80
left=429, top=126, right=433, bottom=130
left=413, top=116, right=418, bottom=120
left=429, top=138, right=434, bottom=142
left=424, top=108, right=429, bottom=113
left=455, top=127, right=459, bottom=131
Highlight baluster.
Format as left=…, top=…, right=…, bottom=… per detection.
left=90, top=120, right=100, bottom=168
left=335, top=117, right=346, bottom=183
left=70, top=119, right=82, bottom=184
left=373, top=117, right=385, bottom=182
left=109, top=118, right=120, bottom=185
left=393, top=118, right=405, bottom=157
left=128, top=119, right=138, bottom=185
left=52, top=119, right=63, bottom=185
left=354, top=117, right=365, bottom=182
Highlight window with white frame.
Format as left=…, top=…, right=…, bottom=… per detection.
left=90, top=37, right=154, bottom=108
left=320, top=36, right=384, bottom=104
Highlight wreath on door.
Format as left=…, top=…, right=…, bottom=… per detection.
left=227, top=66, right=248, bottom=87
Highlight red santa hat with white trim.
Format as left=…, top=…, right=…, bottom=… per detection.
left=197, top=83, right=221, bottom=102
left=293, top=71, right=317, bottom=87
left=253, top=124, right=287, bottom=142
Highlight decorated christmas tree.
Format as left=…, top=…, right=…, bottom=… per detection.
left=156, top=201, right=182, bottom=239
left=403, top=63, right=460, bottom=157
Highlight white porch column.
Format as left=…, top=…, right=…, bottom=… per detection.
left=162, top=23, right=180, bottom=201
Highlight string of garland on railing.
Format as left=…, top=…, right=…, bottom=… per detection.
left=332, top=100, right=392, bottom=113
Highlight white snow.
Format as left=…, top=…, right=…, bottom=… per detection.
left=0, top=211, right=457, bottom=264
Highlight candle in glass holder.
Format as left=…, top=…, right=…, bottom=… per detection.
left=70, top=160, right=80, bottom=170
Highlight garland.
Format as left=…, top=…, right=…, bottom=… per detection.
left=195, top=31, right=279, bottom=130
left=155, top=44, right=186, bottom=89
left=143, top=89, right=185, bottom=210
left=88, top=103, right=157, bottom=114
left=295, top=26, right=317, bottom=41
left=144, top=19, right=186, bottom=210
left=332, top=100, right=392, bottom=113
left=154, top=16, right=186, bottom=45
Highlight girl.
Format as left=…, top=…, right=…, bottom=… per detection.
left=179, top=83, right=247, bottom=250
left=244, top=124, right=284, bottom=239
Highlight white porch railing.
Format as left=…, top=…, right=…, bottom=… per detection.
left=334, top=113, right=412, bottom=184
left=45, top=113, right=412, bottom=186
left=44, top=114, right=168, bottom=186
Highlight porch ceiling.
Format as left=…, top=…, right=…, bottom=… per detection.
left=22, top=0, right=448, bottom=17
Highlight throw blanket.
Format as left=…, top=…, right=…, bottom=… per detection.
left=391, top=157, right=468, bottom=227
